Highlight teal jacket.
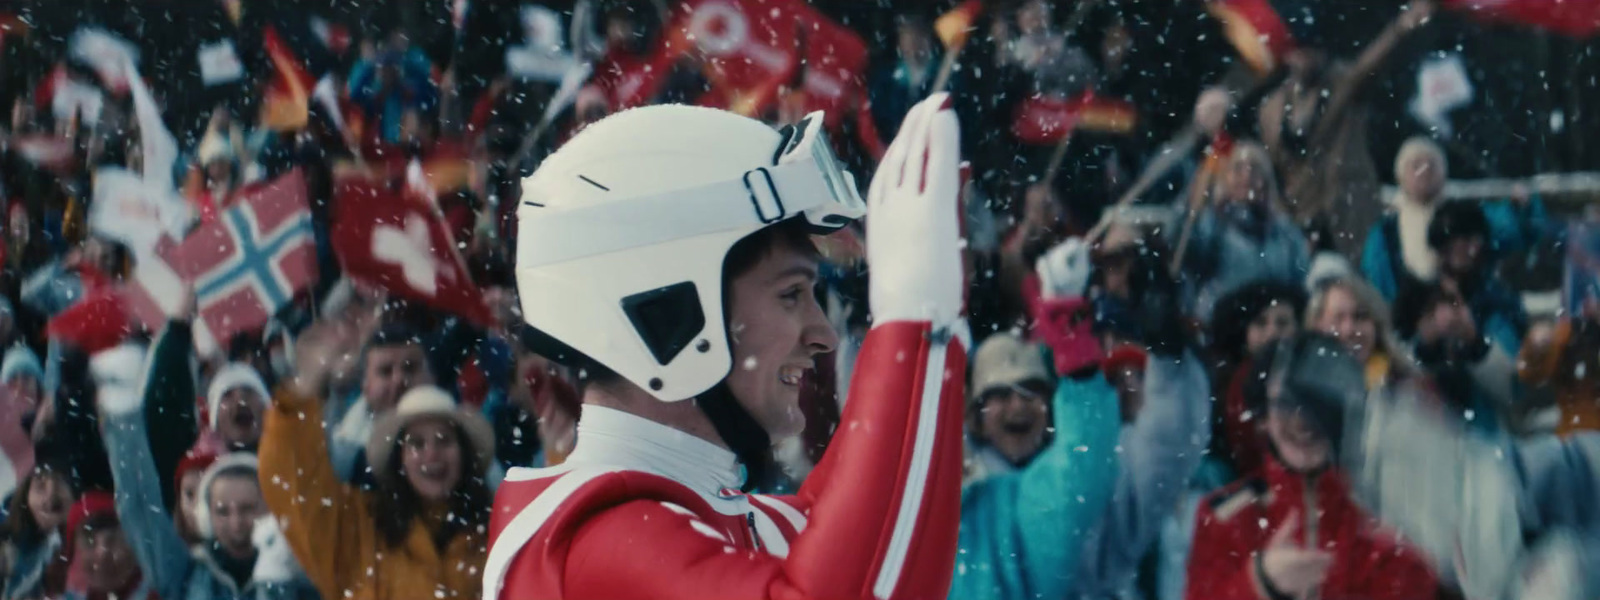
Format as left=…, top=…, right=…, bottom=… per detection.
left=949, top=372, right=1122, bottom=600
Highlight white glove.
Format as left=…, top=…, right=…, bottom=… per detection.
left=91, top=343, right=148, bottom=417
left=251, top=515, right=299, bottom=584
left=1036, top=237, right=1091, bottom=299
left=866, top=93, right=964, bottom=327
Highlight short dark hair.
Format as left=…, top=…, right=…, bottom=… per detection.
left=1392, top=281, right=1464, bottom=341
left=1427, top=201, right=1491, bottom=251
left=1209, top=280, right=1309, bottom=365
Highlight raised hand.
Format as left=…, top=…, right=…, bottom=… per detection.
left=865, top=93, right=964, bottom=327
left=1259, top=511, right=1333, bottom=599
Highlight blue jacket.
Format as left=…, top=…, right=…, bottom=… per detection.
left=1072, top=354, right=1210, bottom=598
left=1175, top=208, right=1310, bottom=322
left=2, top=533, right=58, bottom=600
left=348, top=47, right=438, bottom=143
left=103, top=408, right=312, bottom=600
left=950, top=370, right=1122, bottom=600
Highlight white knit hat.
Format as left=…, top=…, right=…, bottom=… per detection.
left=366, top=385, right=494, bottom=486
left=206, top=363, right=270, bottom=429
left=194, top=452, right=260, bottom=538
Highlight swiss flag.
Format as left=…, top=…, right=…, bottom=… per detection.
left=331, top=176, right=492, bottom=327
left=127, top=169, right=317, bottom=356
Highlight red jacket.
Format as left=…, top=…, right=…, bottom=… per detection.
left=1186, top=453, right=1438, bottom=600
left=484, top=321, right=968, bottom=600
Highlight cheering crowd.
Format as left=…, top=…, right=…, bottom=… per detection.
left=0, top=0, right=1594, bottom=598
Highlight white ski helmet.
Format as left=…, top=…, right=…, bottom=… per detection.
left=516, top=106, right=865, bottom=402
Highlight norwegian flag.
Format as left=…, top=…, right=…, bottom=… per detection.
left=127, top=169, right=316, bottom=356
left=332, top=176, right=491, bottom=327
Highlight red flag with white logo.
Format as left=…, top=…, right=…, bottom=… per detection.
left=331, top=176, right=492, bottom=327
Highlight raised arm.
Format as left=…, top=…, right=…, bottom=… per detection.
left=100, top=398, right=195, bottom=600
left=259, top=322, right=372, bottom=600
left=141, top=319, right=198, bottom=512
left=1085, top=352, right=1209, bottom=589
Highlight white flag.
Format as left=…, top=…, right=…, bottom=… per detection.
left=68, top=28, right=139, bottom=93
left=198, top=40, right=245, bottom=86
left=88, top=167, right=194, bottom=257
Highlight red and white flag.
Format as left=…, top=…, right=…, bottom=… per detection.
left=332, top=176, right=492, bottom=327
left=127, top=169, right=317, bottom=356
left=1444, top=0, right=1600, bottom=37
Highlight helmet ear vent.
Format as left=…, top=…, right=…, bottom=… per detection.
left=621, top=282, right=707, bottom=366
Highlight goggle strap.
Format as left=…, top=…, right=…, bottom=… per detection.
left=520, top=161, right=835, bottom=268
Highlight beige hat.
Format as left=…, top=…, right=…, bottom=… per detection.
left=366, top=385, right=495, bottom=485
left=970, top=333, right=1053, bottom=404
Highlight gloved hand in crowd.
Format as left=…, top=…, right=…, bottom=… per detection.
left=866, top=93, right=964, bottom=329
left=1036, top=237, right=1091, bottom=300
left=287, top=318, right=364, bottom=400
left=251, top=515, right=297, bottom=584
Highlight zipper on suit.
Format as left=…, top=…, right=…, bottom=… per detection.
left=746, top=513, right=765, bottom=552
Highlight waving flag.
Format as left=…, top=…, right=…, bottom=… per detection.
left=935, top=0, right=984, bottom=50
left=1208, top=0, right=1297, bottom=74
left=1011, top=92, right=1139, bottom=145
left=260, top=25, right=317, bottom=132
left=134, top=169, right=316, bottom=356
left=332, top=176, right=491, bottom=327
left=1444, top=0, right=1600, bottom=37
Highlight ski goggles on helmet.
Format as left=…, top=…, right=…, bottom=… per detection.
left=521, top=111, right=866, bottom=268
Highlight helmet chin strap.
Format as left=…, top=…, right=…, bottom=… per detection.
left=696, top=382, right=774, bottom=493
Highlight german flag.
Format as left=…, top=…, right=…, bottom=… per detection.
left=1011, top=91, right=1138, bottom=146
left=259, top=25, right=317, bottom=132
left=935, top=0, right=983, bottom=50
left=1207, top=0, right=1297, bottom=75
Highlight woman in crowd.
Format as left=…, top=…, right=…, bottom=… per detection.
left=1208, top=281, right=1307, bottom=476
left=1, top=460, right=75, bottom=600
left=1305, top=275, right=1415, bottom=390
left=172, top=450, right=219, bottom=547
left=1173, top=140, right=1310, bottom=322
left=260, top=322, right=494, bottom=600
left=1186, top=333, right=1438, bottom=600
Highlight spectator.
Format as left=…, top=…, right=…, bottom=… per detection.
left=329, top=322, right=436, bottom=484
left=1, top=344, right=43, bottom=405
left=349, top=29, right=439, bottom=144
left=172, top=449, right=218, bottom=547
left=1393, top=281, right=1519, bottom=436
left=1186, top=333, right=1437, bottom=600
left=1427, top=200, right=1527, bottom=354
left=1173, top=141, right=1310, bottom=321
left=869, top=13, right=940, bottom=142
left=61, top=491, right=151, bottom=600
left=1259, top=3, right=1435, bottom=253
left=1305, top=275, right=1414, bottom=390
left=205, top=363, right=271, bottom=453
left=1362, top=137, right=1549, bottom=302
left=260, top=328, right=493, bottom=600
left=1, top=460, right=75, bottom=600
left=1209, top=281, right=1307, bottom=475
left=101, top=381, right=312, bottom=600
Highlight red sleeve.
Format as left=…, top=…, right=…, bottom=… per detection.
left=786, top=320, right=967, bottom=600
left=1185, top=498, right=1268, bottom=600
left=491, top=321, right=967, bottom=600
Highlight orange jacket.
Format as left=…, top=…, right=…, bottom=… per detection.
left=258, top=389, right=486, bottom=600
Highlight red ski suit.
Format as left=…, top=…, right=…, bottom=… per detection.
left=484, top=321, right=967, bottom=600
left=1185, top=453, right=1439, bottom=600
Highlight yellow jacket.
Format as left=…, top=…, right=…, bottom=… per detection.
left=258, top=389, right=486, bottom=600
